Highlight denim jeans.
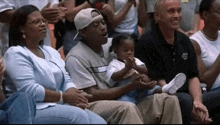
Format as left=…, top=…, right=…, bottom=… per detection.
left=34, top=104, right=107, bottom=124
left=0, top=110, right=7, bottom=124
left=117, top=78, right=160, bottom=104
left=63, top=30, right=82, bottom=56
left=0, top=92, right=36, bottom=124
left=176, top=91, right=220, bottom=124
left=211, top=86, right=220, bottom=91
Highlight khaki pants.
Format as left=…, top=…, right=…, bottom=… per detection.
left=88, top=93, right=182, bottom=124
left=88, top=100, right=144, bottom=124
left=137, top=93, right=182, bottom=124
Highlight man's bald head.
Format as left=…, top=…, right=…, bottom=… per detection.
left=154, top=0, right=182, bottom=31
left=154, top=0, right=181, bottom=12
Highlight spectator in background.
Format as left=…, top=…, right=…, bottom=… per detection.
left=54, top=0, right=91, bottom=54
left=108, top=0, right=147, bottom=37
left=136, top=0, right=220, bottom=124
left=57, top=0, right=146, bottom=56
left=178, top=0, right=201, bottom=36
left=0, top=0, right=67, bottom=55
left=55, top=0, right=109, bottom=56
left=3, top=5, right=107, bottom=124
left=191, top=0, right=220, bottom=92
left=66, top=8, right=182, bottom=124
left=141, top=0, right=201, bottom=37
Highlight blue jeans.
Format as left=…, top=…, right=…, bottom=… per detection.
left=0, top=92, right=36, bottom=124
left=34, top=104, right=107, bottom=124
left=211, top=86, right=220, bottom=91
left=117, top=78, right=160, bottom=104
left=0, top=110, right=7, bottom=123
left=63, top=30, right=82, bottom=56
left=176, top=91, right=220, bottom=124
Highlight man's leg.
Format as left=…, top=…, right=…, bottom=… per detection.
left=203, top=91, right=220, bottom=123
left=0, top=109, right=7, bottom=124
left=137, top=93, right=182, bottom=124
left=176, top=92, right=194, bottom=124
left=88, top=100, right=144, bottom=124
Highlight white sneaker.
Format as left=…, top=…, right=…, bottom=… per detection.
left=162, top=73, right=186, bottom=94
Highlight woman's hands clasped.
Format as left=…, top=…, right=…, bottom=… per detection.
left=63, top=88, right=93, bottom=109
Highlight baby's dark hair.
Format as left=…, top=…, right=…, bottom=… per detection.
left=109, top=33, right=138, bottom=52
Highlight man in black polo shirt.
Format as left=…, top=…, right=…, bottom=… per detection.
left=136, top=0, right=220, bottom=124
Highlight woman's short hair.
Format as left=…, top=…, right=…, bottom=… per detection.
left=9, top=5, right=44, bottom=46
left=199, top=0, right=216, bottom=17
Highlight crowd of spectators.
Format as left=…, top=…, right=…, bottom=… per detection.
left=1, top=0, right=220, bottom=124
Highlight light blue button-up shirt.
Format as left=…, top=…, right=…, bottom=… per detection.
left=4, top=45, right=76, bottom=109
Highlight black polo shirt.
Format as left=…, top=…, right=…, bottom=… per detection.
left=135, top=24, right=198, bottom=92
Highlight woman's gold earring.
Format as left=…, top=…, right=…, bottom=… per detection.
left=22, top=34, right=26, bottom=39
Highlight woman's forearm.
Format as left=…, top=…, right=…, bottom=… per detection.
left=44, top=89, right=61, bottom=102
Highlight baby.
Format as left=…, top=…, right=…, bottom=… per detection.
left=106, top=34, right=186, bottom=104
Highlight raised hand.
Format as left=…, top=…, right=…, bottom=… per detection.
left=99, top=4, right=114, bottom=15
left=41, top=2, right=67, bottom=24
left=124, top=57, right=136, bottom=70
left=128, top=0, right=136, bottom=6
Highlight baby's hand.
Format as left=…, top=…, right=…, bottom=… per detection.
left=124, top=57, right=136, bottom=70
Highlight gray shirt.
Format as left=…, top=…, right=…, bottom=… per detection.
left=65, top=38, right=114, bottom=90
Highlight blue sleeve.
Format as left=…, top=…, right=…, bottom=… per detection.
left=4, top=47, right=45, bottom=102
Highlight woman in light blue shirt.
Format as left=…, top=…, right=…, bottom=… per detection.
left=4, top=5, right=106, bottom=124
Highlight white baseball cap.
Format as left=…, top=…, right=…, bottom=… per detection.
left=73, top=8, right=102, bottom=39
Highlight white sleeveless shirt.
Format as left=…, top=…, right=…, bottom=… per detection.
left=190, top=31, right=220, bottom=89
left=114, top=0, right=138, bottom=34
